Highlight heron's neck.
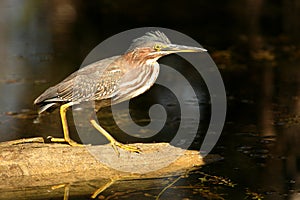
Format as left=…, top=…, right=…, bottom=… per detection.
left=123, top=51, right=160, bottom=69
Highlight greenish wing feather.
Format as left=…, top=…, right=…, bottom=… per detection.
left=34, top=56, right=120, bottom=105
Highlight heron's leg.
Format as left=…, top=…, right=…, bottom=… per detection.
left=91, top=178, right=116, bottom=199
left=49, top=102, right=83, bottom=147
left=89, top=117, right=140, bottom=154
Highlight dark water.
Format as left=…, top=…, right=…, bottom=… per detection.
left=0, top=1, right=300, bottom=199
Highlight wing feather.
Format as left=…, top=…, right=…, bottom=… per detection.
left=34, top=56, right=121, bottom=112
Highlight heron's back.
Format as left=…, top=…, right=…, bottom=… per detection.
left=34, top=56, right=121, bottom=112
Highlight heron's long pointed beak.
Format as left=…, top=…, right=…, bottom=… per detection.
left=162, top=44, right=207, bottom=53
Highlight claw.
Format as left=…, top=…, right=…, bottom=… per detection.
left=111, top=141, right=141, bottom=155
left=90, top=118, right=141, bottom=155
left=47, top=136, right=85, bottom=147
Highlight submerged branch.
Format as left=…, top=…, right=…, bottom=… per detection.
left=0, top=138, right=220, bottom=199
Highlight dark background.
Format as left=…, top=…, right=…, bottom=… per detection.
left=0, top=0, right=300, bottom=199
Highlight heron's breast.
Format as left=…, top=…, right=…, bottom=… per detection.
left=111, top=62, right=160, bottom=103
left=132, top=62, right=159, bottom=95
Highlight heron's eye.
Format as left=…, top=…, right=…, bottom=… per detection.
left=154, top=44, right=162, bottom=51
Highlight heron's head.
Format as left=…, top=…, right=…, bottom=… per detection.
left=125, top=31, right=207, bottom=62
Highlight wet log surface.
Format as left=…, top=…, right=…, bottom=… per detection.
left=0, top=138, right=220, bottom=199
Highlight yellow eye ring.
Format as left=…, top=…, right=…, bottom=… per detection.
left=154, top=44, right=162, bottom=51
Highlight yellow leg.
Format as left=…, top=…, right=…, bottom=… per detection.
left=90, top=118, right=140, bottom=155
left=51, top=183, right=70, bottom=200
left=91, top=178, right=116, bottom=199
left=49, top=102, right=83, bottom=146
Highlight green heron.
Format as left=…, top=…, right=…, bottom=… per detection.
left=34, top=31, right=207, bottom=153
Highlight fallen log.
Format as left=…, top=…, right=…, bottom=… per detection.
left=0, top=138, right=220, bottom=199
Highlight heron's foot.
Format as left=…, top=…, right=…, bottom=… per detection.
left=47, top=136, right=84, bottom=147
left=111, top=140, right=141, bottom=155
